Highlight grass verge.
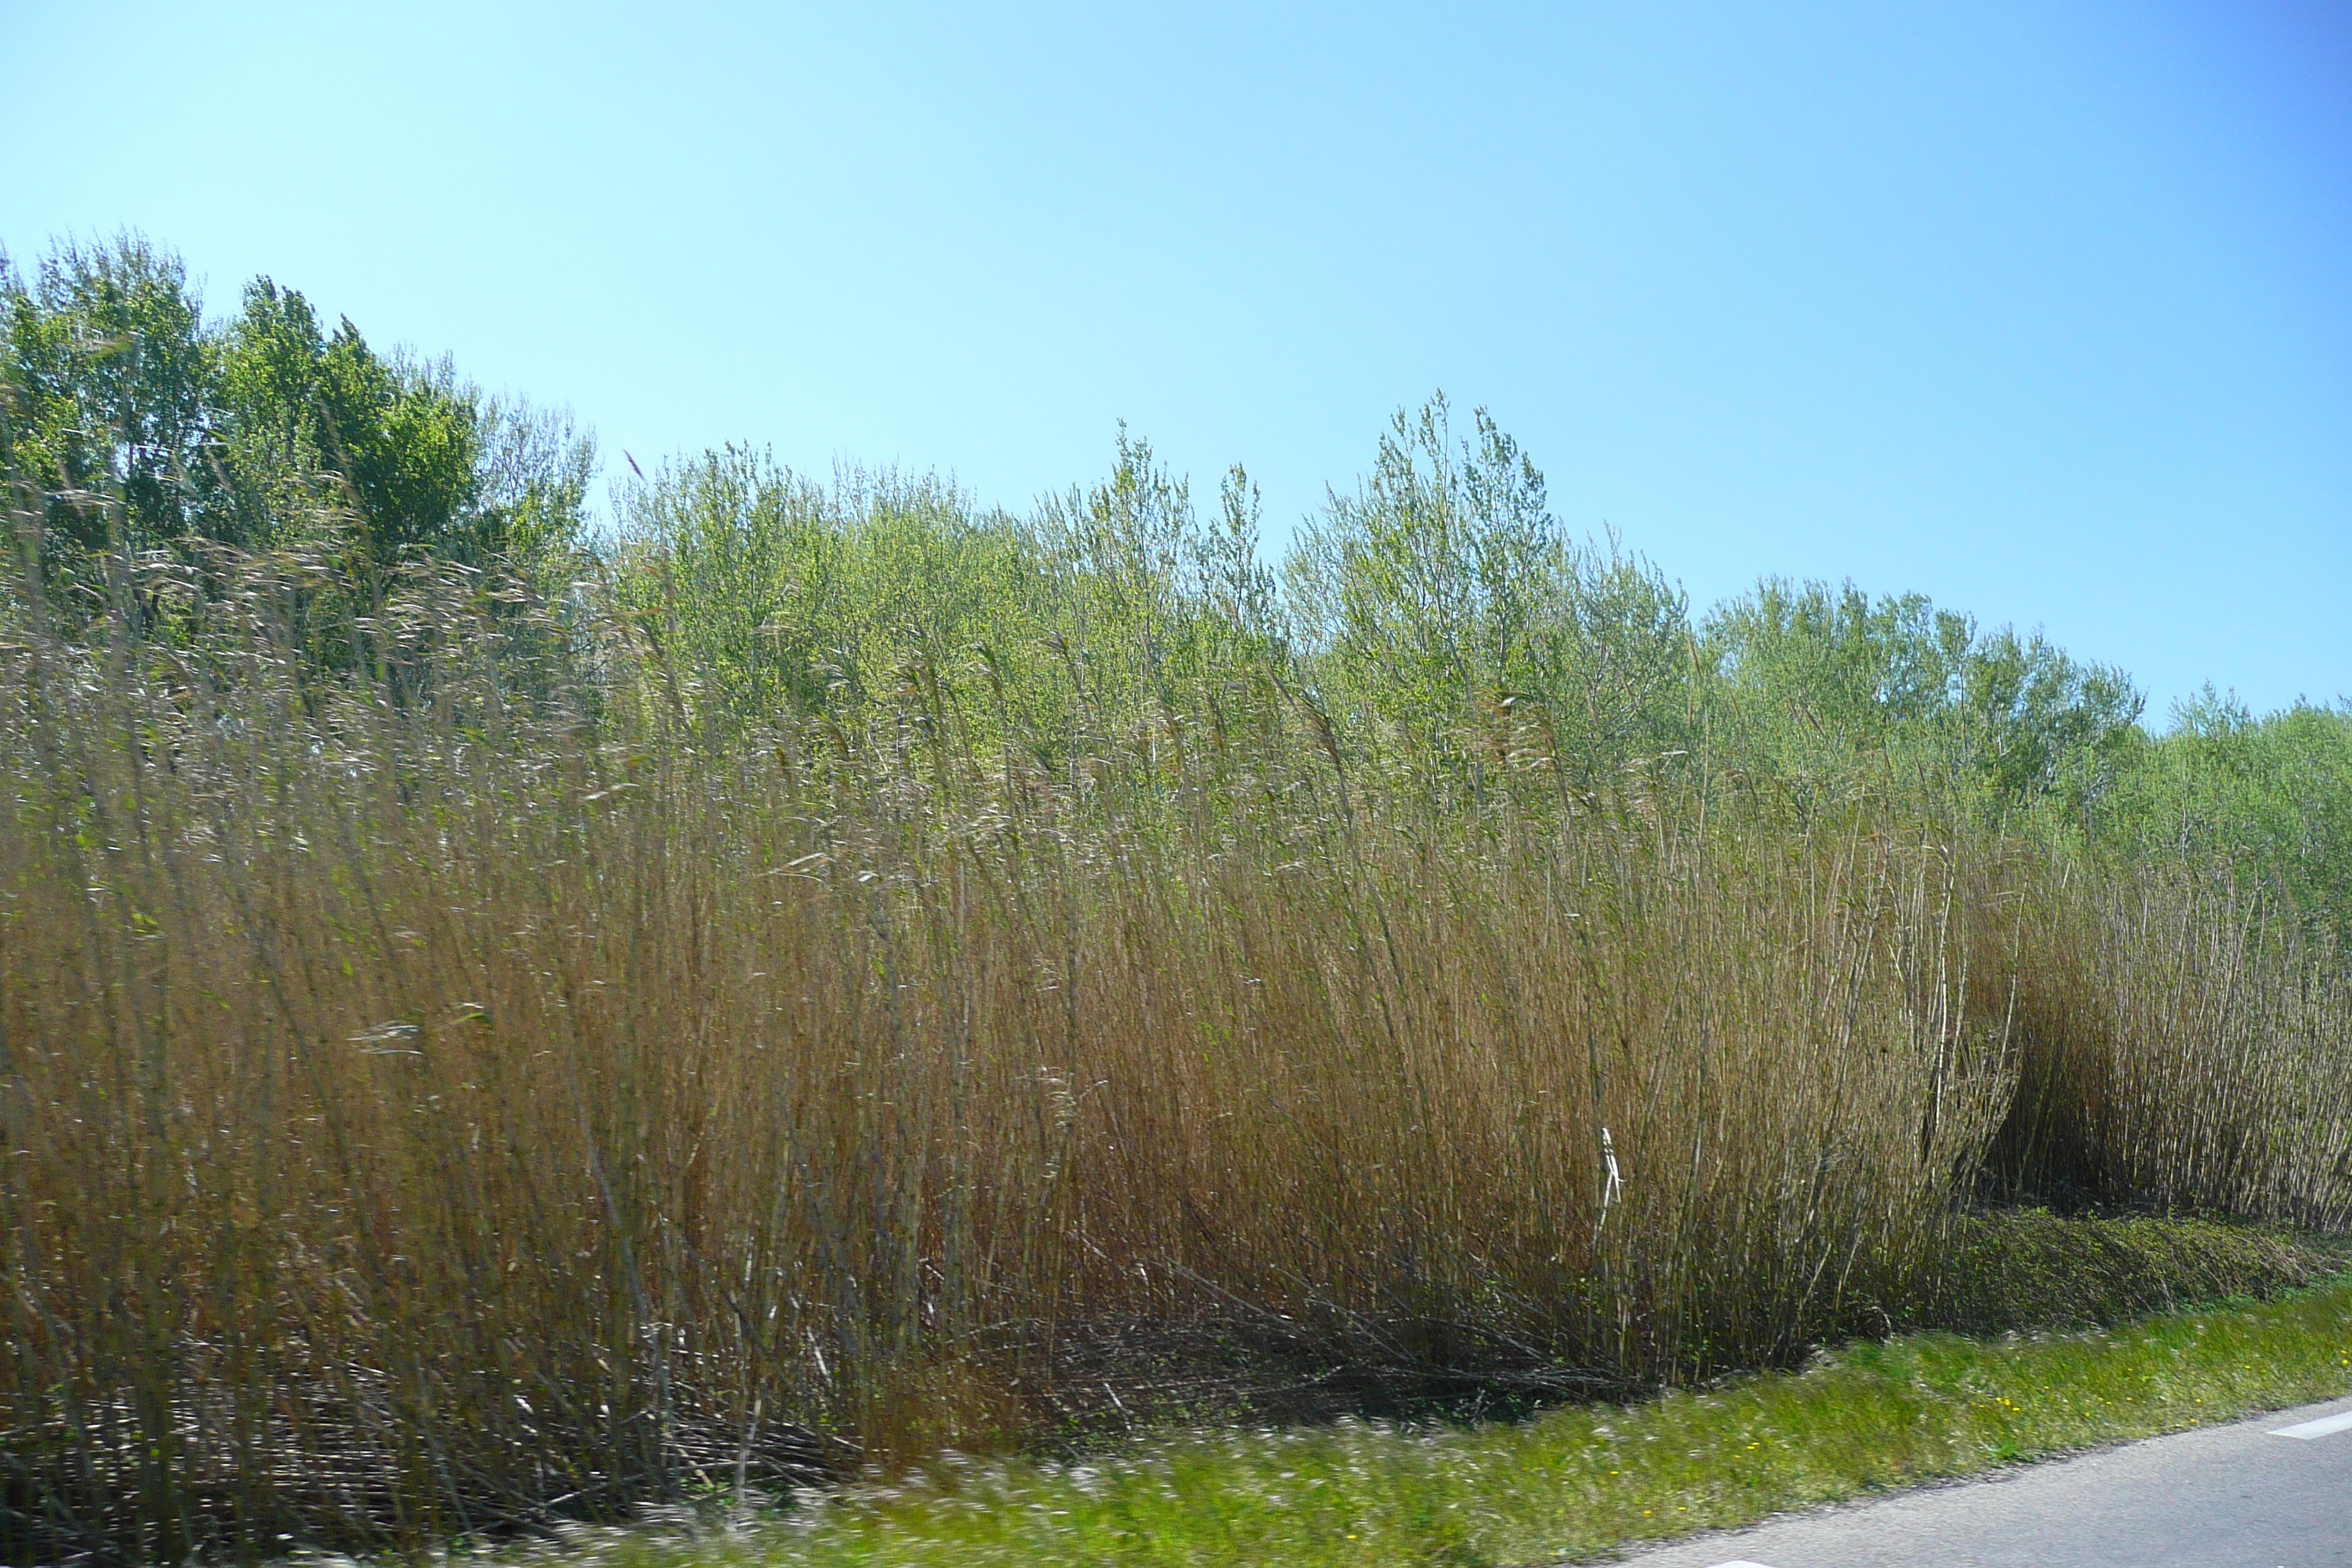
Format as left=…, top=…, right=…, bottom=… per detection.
left=502, top=1269, right=2352, bottom=1568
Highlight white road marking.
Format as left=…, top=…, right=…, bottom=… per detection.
left=1706, top=1561, right=1779, bottom=1567
left=2269, top=1410, right=2352, bottom=1440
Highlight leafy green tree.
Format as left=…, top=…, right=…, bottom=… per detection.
left=476, top=394, right=597, bottom=583
left=1287, top=395, right=1558, bottom=747
left=1031, top=426, right=1207, bottom=721
left=0, top=234, right=221, bottom=556
left=611, top=447, right=1059, bottom=728
left=1183, top=461, right=1283, bottom=670
left=2096, top=691, right=2352, bottom=941
left=1960, top=625, right=2144, bottom=812
left=214, top=279, right=486, bottom=571
left=2, top=238, right=594, bottom=601
left=1286, top=394, right=1695, bottom=792
left=1515, top=533, right=1697, bottom=793
left=1705, top=580, right=2143, bottom=819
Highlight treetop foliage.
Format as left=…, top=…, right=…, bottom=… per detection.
left=5, top=232, right=2343, bottom=937
left=0, top=231, right=593, bottom=587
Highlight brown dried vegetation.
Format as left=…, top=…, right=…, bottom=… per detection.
left=0, top=549, right=2345, bottom=1564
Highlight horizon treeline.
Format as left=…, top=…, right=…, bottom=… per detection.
left=9, top=233, right=2343, bottom=936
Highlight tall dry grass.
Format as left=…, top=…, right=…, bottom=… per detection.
left=0, top=547, right=2343, bottom=1562
left=1983, top=859, right=2352, bottom=1227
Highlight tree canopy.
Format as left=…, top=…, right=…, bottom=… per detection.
left=1, top=232, right=593, bottom=589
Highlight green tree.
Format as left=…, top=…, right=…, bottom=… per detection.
left=475, top=393, right=597, bottom=583
left=2097, top=691, right=2352, bottom=941
left=1705, top=580, right=2142, bottom=819
left=213, top=279, right=486, bottom=571
left=0, top=233, right=222, bottom=557
left=3, top=237, right=594, bottom=600
left=611, top=447, right=1057, bottom=727
left=1286, top=393, right=1695, bottom=791
left=1288, top=395, right=1558, bottom=749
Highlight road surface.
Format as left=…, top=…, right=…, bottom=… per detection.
left=1609, top=1394, right=2352, bottom=1567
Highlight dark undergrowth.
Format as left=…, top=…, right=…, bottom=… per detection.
left=954, top=1209, right=2346, bottom=1454
left=460, top=1264, right=2352, bottom=1568
left=1918, top=1208, right=2345, bottom=1339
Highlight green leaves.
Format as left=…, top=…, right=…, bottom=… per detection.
left=1704, top=578, right=2144, bottom=820
left=2100, top=694, right=2352, bottom=942
left=1289, top=395, right=1561, bottom=747
left=0, top=233, right=216, bottom=554
left=1287, top=394, right=1695, bottom=790
left=1, top=235, right=593, bottom=600
left=214, top=277, right=490, bottom=570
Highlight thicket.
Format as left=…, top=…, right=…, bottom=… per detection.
left=2, top=235, right=2348, bottom=1563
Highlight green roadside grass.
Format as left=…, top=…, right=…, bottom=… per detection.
left=513, top=1270, right=2352, bottom=1568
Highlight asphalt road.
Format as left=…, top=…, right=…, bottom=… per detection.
left=1610, top=1394, right=2352, bottom=1567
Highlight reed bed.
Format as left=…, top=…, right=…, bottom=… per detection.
left=0, top=550, right=2344, bottom=1563
left=1983, top=859, right=2352, bottom=1228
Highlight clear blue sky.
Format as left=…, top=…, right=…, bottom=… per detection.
left=4, top=1, right=2347, bottom=719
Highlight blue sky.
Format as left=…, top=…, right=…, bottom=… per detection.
left=3, top=1, right=2346, bottom=718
